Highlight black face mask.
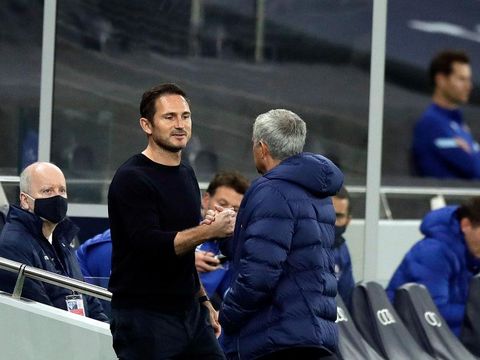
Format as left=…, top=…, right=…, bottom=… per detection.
left=30, top=195, right=68, bottom=224
left=334, top=225, right=346, bottom=241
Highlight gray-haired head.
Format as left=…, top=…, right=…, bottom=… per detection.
left=252, top=109, right=306, bottom=161
left=19, top=162, right=64, bottom=194
left=19, top=165, right=33, bottom=194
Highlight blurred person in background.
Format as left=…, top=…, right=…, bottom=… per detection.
left=196, top=170, right=250, bottom=307
left=413, top=50, right=480, bottom=179
left=333, top=186, right=355, bottom=310
left=387, top=196, right=480, bottom=336
left=76, top=228, right=112, bottom=317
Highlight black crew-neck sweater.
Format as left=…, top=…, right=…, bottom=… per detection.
left=108, top=154, right=201, bottom=311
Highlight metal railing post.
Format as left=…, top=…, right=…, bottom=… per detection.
left=12, top=264, right=27, bottom=299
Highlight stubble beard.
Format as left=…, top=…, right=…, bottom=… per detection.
left=153, top=136, right=186, bottom=153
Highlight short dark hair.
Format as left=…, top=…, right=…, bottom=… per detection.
left=334, top=186, right=351, bottom=215
left=429, top=50, right=470, bottom=87
left=456, top=196, right=480, bottom=226
left=140, top=83, right=187, bottom=122
left=206, top=171, right=250, bottom=196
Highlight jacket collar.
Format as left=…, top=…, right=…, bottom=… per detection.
left=6, top=205, right=79, bottom=246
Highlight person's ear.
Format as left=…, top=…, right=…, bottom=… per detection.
left=435, top=73, right=447, bottom=89
left=139, top=117, right=153, bottom=135
left=460, top=217, right=472, bottom=234
left=201, top=193, right=210, bottom=212
left=19, top=192, right=31, bottom=211
left=259, top=141, right=270, bottom=159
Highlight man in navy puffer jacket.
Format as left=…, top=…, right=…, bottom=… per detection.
left=0, top=162, right=107, bottom=321
left=386, top=198, right=480, bottom=337
left=219, top=109, right=343, bottom=360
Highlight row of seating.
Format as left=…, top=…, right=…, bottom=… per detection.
left=336, top=274, right=480, bottom=359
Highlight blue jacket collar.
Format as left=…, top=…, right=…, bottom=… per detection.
left=263, top=152, right=343, bottom=197
left=421, top=205, right=480, bottom=271
left=430, top=103, right=463, bottom=124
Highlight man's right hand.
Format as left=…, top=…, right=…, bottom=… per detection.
left=205, top=205, right=236, bottom=239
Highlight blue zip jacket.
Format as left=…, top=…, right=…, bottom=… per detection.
left=76, top=229, right=112, bottom=281
left=386, top=206, right=480, bottom=336
left=219, top=153, right=343, bottom=359
left=196, top=240, right=231, bottom=299
left=412, top=103, right=480, bottom=179
left=0, top=205, right=107, bottom=321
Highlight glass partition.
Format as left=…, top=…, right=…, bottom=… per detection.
left=382, top=0, right=480, bottom=218
left=52, top=0, right=372, bottom=207
left=0, top=1, right=44, bottom=176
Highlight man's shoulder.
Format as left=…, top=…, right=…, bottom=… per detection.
left=0, top=216, right=37, bottom=245
left=113, top=154, right=146, bottom=176
left=0, top=224, right=37, bottom=258
left=407, top=236, right=457, bottom=266
left=110, top=155, right=156, bottom=190
left=417, top=104, right=455, bottom=125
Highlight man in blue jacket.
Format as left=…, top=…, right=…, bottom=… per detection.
left=386, top=197, right=480, bottom=336
left=196, top=171, right=250, bottom=304
left=0, top=162, right=107, bottom=321
left=219, top=109, right=343, bottom=360
left=412, top=50, right=480, bottom=179
left=333, top=186, right=355, bottom=310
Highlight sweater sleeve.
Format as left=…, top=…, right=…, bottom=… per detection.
left=108, top=169, right=177, bottom=259
left=425, top=119, right=480, bottom=178
left=219, top=185, right=294, bottom=334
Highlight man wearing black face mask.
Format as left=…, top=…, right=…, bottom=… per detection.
left=0, top=162, right=107, bottom=321
left=333, top=186, right=355, bottom=310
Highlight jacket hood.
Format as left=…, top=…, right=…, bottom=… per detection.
left=6, top=205, right=79, bottom=245
left=264, top=152, right=343, bottom=197
left=420, top=206, right=461, bottom=240
left=421, top=205, right=480, bottom=272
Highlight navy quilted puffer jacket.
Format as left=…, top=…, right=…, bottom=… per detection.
left=219, top=152, right=343, bottom=359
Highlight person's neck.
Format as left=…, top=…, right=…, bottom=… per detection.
left=42, top=221, right=57, bottom=240
left=432, top=93, right=460, bottom=111
left=263, top=157, right=281, bottom=173
left=142, top=144, right=182, bottom=166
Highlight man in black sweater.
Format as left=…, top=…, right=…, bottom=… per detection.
left=108, top=83, right=235, bottom=359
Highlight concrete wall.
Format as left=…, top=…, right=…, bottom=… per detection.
left=0, top=293, right=116, bottom=360
left=345, top=219, right=422, bottom=286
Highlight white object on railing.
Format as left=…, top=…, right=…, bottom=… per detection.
left=430, top=195, right=447, bottom=210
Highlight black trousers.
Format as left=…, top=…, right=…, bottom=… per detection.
left=256, top=347, right=338, bottom=360
left=110, top=303, right=225, bottom=360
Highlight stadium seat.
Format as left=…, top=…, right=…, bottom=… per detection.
left=336, top=295, right=385, bottom=360
left=461, top=274, right=480, bottom=357
left=351, top=281, right=434, bottom=360
left=394, top=283, right=476, bottom=359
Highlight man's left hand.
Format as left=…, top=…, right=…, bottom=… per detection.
left=204, top=301, right=221, bottom=338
